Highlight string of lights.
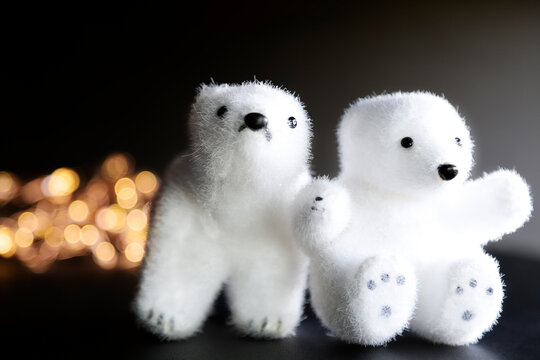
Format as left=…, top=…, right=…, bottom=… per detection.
left=0, top=153, right=159, bottom=273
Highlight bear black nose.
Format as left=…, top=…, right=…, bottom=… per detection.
left=244, top=113, right=267, bottom=131
left=438, top=164, right=458, bottom=181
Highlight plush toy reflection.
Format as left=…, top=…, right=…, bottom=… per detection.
left=135, top=82, right=313, bottom=339
left=294, top=92, right=533, bottom=346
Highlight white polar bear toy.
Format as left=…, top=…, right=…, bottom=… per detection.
left=294, top=92, right=533, bottom=346
left=135, top=81, right=313, bottom=340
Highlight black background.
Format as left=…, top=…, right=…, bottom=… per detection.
left=4, top=0, right=540, bottom=255
left=4, top=0, right=342, bottom=175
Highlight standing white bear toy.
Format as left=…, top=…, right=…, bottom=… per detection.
left=294, top=92, right=533, bottom=346
left=135, top=81, right=313, bottom=339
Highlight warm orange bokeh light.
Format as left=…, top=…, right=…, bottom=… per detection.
left=124, top=242, right=145, bottom=262
left=0, top=153, right=158, bottom=271
left=135, top=171, right=158, bottom=194
left=115, top=177, right=138, bottom=209
left=64, top=224, right=82, bottom=244
left=14, top=228, right=34, bottom=248
left=95, top=241, right=116, bottom=262
left=96, top=205, right=126, bottom=232
left=45, top=168, right=80, bottom=197
left=114, top=177, right=135, bottom=193
left=126, top=209, right=147, bottom=231
left=0, top=226, right=15, bottom=256
left=81, top=225, right=100, bottom=246
left=34, top=209, right=52, bottom=237
left=0, top=172, right=14, bottom=193
left=102, top=154, right=130, bottom=181
left=68, top=200, right=89, bottom=222
left=44, top=227, right=63, bottom=247
left=18, top=212, right=39, bottom=232
left=0, top=171, right=17, bottom=201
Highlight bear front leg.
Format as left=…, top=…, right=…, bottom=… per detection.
left=134, top=190, right=228, bottom=340
left=293, top=177, right=351, bottom=256
left=411, top=253, right=503, bottom=345
left=225, top=240, right=308, bottom=339
left=444, top=169, right=532, bottom=244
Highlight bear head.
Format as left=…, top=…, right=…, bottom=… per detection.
left=338, top=92, right=474, bottom=196
left=188, top=81, right=312, bottom=189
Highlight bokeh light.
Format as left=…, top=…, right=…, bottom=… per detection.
left=115, top=177, right=138, bottom=209
left=68, top=200, right=89, bottom=222
left=117, top=189, right=138, bottom=209
left=45, top=168, right=80, bottom=197
left=81, top=225, right=100, bottom=246
left=95, top=242, right=115, bottom=262
left=14, top=228, right=34, bottom=248
left=0, top=171, right=17, bottom=202
left=64, top=224, right=81, bottom=244
left=18, top=212, right=39, bottom=232
left=96, top=205, right=126, bottom=232
left=34, top=209, right=52, bottom=237
left=93, top=241, right=118, bottom=270
left=126, top=209, right=147, bottom=231
left=101, top=153, right=131, bottom=181
left=44, top=227, right=63, bottom=248
left=0, top=226, right=15, bottom=256
left=135, top=171, right=158, bottom=194
left=124, top=242, right=145, bottom=263
left=0, top=153, right=159, bottom=272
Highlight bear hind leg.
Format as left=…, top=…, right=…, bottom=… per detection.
left=135, top=233, right=227, bottom=340
left=225, top=244, right=308, bottom=339
left=411, top=255, right=503, bottom=345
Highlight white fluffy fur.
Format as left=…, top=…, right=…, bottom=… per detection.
left=294, top=92, right=533, bottom=346
left=135, top=81, right=313, bottom=340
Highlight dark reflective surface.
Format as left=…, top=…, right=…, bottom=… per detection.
left=0, top=251, right=539, bottom=359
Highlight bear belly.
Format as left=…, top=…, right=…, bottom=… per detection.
left=335, top=206, right=452, bottom=266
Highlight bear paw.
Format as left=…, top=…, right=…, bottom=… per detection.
left=293, top=178, right=351, bottom=252
left=345, top=256, right=417, bottom=345
left=484, top=169, right=532, bottom=228
left=136, top=304, right=202, bottom=340
left=308, top=185, right=350, bottom=236
left=233, top=315, right=296, bottom=339
left=425, top=258, right=503, bottom=345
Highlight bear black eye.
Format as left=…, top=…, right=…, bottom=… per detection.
left=401, top=137, right=414, bottom=148
left=217, top=106, right=228, bottom=118
left=455, top=137, right=462, bottom=146
left=288, top=117, right=297, bottom=129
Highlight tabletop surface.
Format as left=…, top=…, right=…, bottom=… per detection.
left=1, top=250, right=539, bottom=360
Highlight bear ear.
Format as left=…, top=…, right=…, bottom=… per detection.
left=195, top=82, right=230, bottom=100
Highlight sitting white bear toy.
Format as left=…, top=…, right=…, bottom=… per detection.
left=294, top=92, right=533, bottom=346
left=135, top=81, right=313, bottom=339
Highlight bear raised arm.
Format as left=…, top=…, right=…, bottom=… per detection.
left=295, top=91, right=533, bottom=346
left=293, top=177, right=352, bottom=255
left=438, top=168, right=532, bottom=245
left=135, top=81, right=313, bottom=340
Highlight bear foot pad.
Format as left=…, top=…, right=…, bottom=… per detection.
left=429, top=259, right=504, bottom=345
left=348, top=256, right=417, bottom=345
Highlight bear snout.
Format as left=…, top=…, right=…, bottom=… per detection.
left=242, top=112, right=268, bottom=131
left=438, top=164, right=458, bottom=181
